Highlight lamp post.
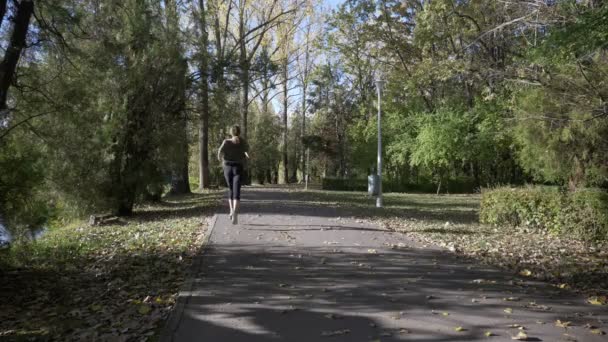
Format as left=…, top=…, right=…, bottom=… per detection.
left=375, top=77, right=385, bottom=208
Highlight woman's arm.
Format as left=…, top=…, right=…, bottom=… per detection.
left=217, top=140, right=226, bottom=162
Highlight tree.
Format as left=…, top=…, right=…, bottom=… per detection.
left=0, top=0, right=34, bottom=118
left=195, top=0, right=212, bottom=190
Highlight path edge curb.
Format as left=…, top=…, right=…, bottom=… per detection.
left=159, top=213, right=218, bottom=342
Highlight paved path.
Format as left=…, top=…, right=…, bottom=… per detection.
left=164, top=188, right=607, bottom=342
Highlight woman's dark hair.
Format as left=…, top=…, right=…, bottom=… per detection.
left=231, top=125, right=241, bottom=143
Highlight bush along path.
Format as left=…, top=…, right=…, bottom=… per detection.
left=0, top=191, right=221, bottom=341
left=166, top=187, right=607, bottom=342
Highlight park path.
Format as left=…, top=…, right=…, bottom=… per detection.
left=162, top=188, right=607, bottom=342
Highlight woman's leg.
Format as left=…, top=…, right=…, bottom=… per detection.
left=231, top=165, right=242, bottom=224
left=223, top=164, right=234, bottom=216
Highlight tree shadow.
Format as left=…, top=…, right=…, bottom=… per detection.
left=132, top=192, right=222, bottom=222
left=222, top=188, right=480, bottom=224
left=241, top=223, right=385, bottom=233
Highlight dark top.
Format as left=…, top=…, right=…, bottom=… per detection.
left=220, top=138, right=249, bottom=164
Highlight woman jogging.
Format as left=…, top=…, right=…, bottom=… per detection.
left=218, top=125, right=249, bottom=224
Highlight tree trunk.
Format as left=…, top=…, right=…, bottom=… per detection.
left=198, top=0, right=211, bottom=190
left=112, top=107, right=149, bottom=216
left=301, top=82, right=307, bottom=180
left=0, top=0, right=34, bottom=117
left=239, top=13, right=249, bottom=139
left=282, top=58, right=289, bottom=183
left=170, top=114, right=191, bottom=195
left=165, top=0, right=191, bottom=195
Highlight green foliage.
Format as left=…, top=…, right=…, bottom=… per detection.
left=511, top=4, right=608, bottom=188
left=410, top=108, right=470, bottom=172
left=249, top=108, right=281, bottom=184
left=480, top=186, right=608, bottom=241
left=0, top=138, right=48, bottom=237
left=322, top=177, right=367, bottom=192
left=4, top=0, right=193, bottom=217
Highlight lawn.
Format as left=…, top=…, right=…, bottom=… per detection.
left=291, top=189, right=608, bottom=297
left=0, top=191, right=221, bottom=341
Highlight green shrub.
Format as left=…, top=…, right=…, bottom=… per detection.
left=321, top=178, right=367, bottom=191
left=480, top=186, right=608, bottom=241
left=566, top=189, right=608, bottom=240
left=321, top=176, right=477, bottom=194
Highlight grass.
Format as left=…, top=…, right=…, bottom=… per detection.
left=0, top=191, right=221, bottom=341
left=293, top=189, right=608, bottom=295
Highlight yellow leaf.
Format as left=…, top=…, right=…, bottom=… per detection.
left=485, top=331, right=495, bottom=337
left=454, top=326, right=465, bottom=332
left=511, top=331, right=528, bottom=340
left=504, top=297, right=520, bottom=302
left=519, top=269, right=532, bottom=277
left=558, top=283, right=569, bottom=289
left=442, top=312, right=450, bottom=316
left=590, top=329, right=605, bottom=335
left=587, top=296, right=607, bottom=305
left=504, top=308, right=513, bottom=314
left=555, top=320, right=571, bottom=328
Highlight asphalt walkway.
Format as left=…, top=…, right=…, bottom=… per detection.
left=162, top=188, right=607, bottom=342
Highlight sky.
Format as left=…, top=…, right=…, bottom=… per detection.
left=325, top=0, right=343, bottom=9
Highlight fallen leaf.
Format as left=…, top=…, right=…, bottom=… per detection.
left=504, top=297, right=520, bottom=302
left=555, top=320, right=571, bottom=328
left=590, top=329, right=605, bottom=335
left=441, top=312, right=450, bottom=316
left=321, top=329, right=350, bottom=337
left=587, top=296, right=607, bottom=305
left=504, top=308, right=513, bottom=314
left=485, top=331, right=495, bottom=337
left=511, top=331, right=528, bottom=340
left=138, top=305, right=151, bottom=315
left=519, top=269, right=532, bottom=277
left=454, top=326, right=466, bottom=332
left=507, top=324, right=524, bottom=329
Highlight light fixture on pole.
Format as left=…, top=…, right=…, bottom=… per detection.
left=375, top=74, right=385, bottom=208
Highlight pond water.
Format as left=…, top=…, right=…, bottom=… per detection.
left=0, top=218, right=47, bottom=248
left=0, top=220, right=11, bottom=247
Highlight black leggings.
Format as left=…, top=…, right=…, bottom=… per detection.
left=223, top=162, right=243, bottom=200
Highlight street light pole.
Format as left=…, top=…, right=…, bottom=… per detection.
left=305, top=147, right=310, bottom=190
left=375, top=78, right=385, bottom=208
